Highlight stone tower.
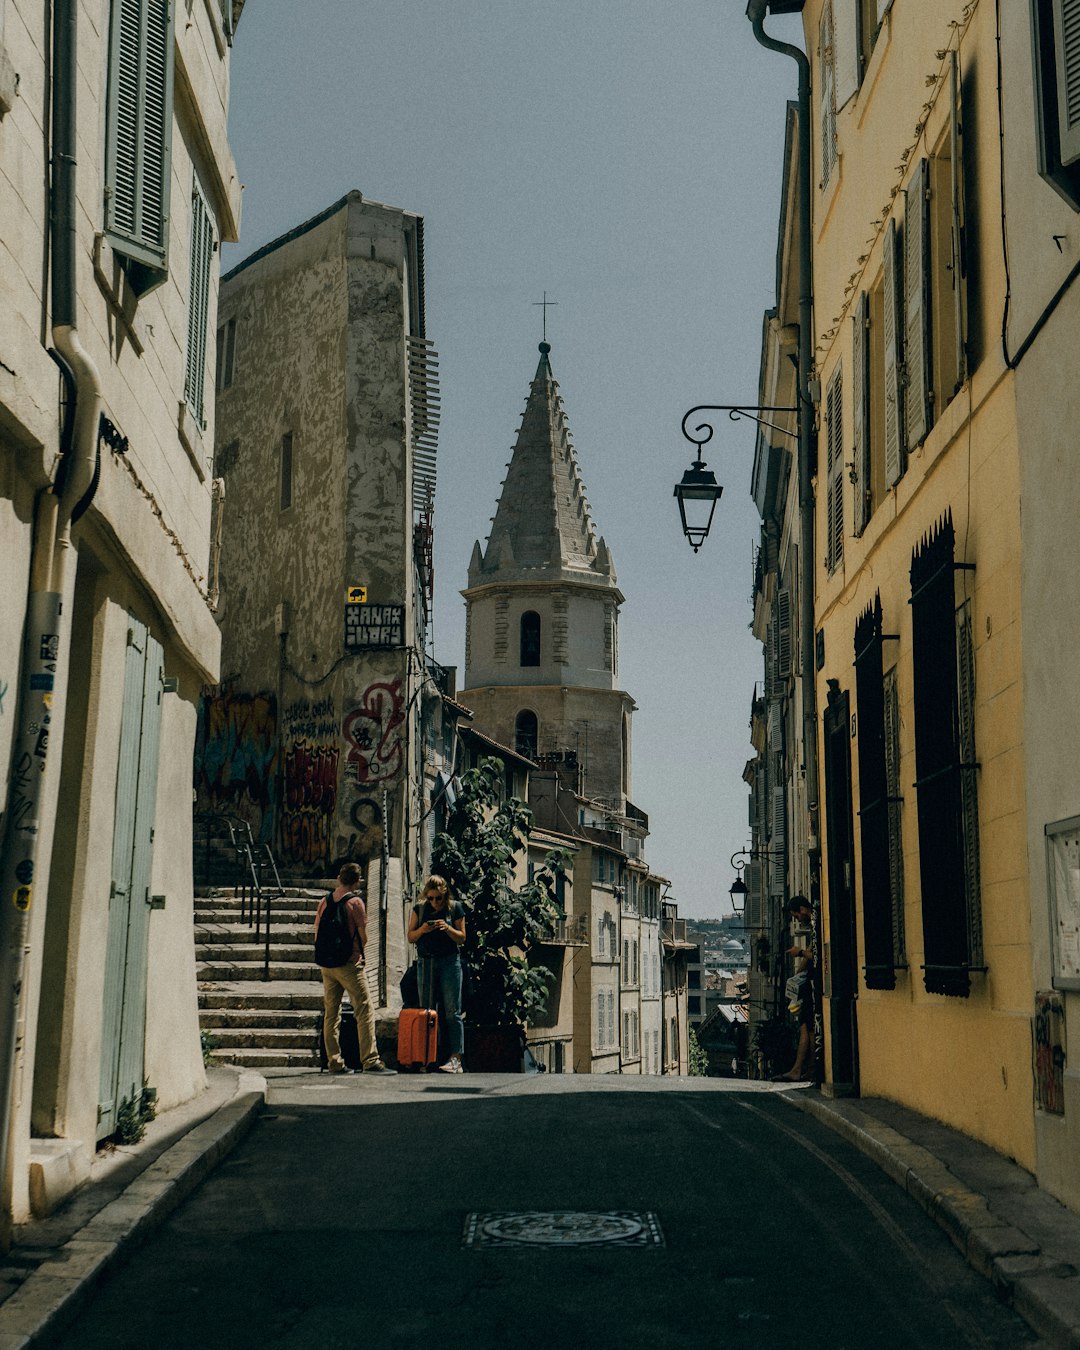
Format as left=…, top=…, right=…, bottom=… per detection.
left=460, top=342, right=635, bottom=807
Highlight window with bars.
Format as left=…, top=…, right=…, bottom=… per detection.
left=825, top=365, right=845, bottom=574
left=104, top=0, right=175, bottom=293
left=185, top=177, right=214, bottom=428
left=853, top=595, right=904, bottom=989
left=910, top=512, right=980, bottom=996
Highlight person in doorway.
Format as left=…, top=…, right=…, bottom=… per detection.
left=407, top=875, right=467, bottom=1073
left=774, top=894, right=817, bottom=1083
left=315, top=862, right=395, bottom=1075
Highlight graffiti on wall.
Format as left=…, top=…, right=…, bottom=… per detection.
left=278, top=697, right=341, bottom=869
left=195, top=689, right=278, bottom=844
left=1034, top=991, right=1066, bottom=1115
left=342, top=680, right=405, bottom=786
left=282, top=738, right=340, bottom=868
left=333, top=795, right=386, bottom=871
left=0, top=677, right=8, bottom=717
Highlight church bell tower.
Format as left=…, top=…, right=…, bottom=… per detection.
left=460, top=343, right=635, bottom=808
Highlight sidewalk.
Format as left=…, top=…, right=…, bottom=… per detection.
left=787, top=1088, right=1080, bottom=1350
left=0, top=1065, right=265, bottom=1349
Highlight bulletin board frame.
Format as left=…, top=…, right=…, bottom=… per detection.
left=1046, top=814, right=1080, bottom=991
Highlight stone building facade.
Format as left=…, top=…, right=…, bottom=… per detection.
left=200, top=191, right=440, bottom=999
left=0, top=0, right=241, bottom=1224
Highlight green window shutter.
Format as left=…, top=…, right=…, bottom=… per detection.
left=904, top=158, right=931, bottom=451
left=852, top=292, right=870, bottom=534
left=185, top=176, right=214, bottom=427
left=105, top=0, right=175, bottom=280
left=1054, top=0, right=1080, bottom=165
left=883, top=218, right=905, bottom=486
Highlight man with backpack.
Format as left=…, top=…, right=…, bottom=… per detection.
left=315, top=862, right=395, bottom=1075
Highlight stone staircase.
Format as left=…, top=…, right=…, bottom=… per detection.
left=195, top=885, right=333, bottom=1070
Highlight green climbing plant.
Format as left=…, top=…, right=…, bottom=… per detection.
left=432, top=757, right=569, bottom=1034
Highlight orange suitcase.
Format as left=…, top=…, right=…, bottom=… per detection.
left=397, top=1008, right=438, bottom=1070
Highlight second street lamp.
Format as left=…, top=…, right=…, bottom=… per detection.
left=674, top=403, right=795, bottom=552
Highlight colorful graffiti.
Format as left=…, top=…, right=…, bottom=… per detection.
left=1034, top=991, right=1066, bottom=1115
left=195, top=689, right=278, bottom=844
left=281, top=738, right=340, bottom=869
left=342, top=680, right=405, bottom=785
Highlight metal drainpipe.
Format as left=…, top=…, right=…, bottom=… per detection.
left=745, top=1, right=821, bottom=889
left=0, top=0, right=101, bottom=1223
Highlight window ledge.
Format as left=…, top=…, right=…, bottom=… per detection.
left=93, top=234, right=145, bottom=356
left=0, top=43, right=17, bottom=118
left=177, top=401, right=209, bottom=483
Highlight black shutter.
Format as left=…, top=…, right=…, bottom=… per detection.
left=854, top=594, right=895, bottom=988
left=910, top=512, right=969, bottom=996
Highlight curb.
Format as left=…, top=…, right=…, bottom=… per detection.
left=0, top=1070, right=266, bottom=1349
left=787, top=1091, right=1080, bottom=1350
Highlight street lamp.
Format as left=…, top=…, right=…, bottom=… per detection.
left=674, top=404, right=796, bottom=552
left=728, top=844, right=785, bottom=914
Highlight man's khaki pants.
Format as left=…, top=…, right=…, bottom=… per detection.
left=321, top=961, right=380, bottom=1070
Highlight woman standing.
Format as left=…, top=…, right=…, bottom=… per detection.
left=407, top=875, right=466, bottom=1073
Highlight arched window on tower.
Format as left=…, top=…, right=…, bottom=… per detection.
left=520, top=611, right=541, bottom=666
left=515, top=710, right=538, bottom=761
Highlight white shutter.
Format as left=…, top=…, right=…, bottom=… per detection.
left=904, top=158, right=931, bottom=451
left=883, top=218, right=905, bottom=487
left=834, top=1, right=860, bottom=110
left=820, top=4, right=837, bottom=188
left=185, top=177, right=214, bottom=427
left=777, top=588, right=793, bottom=673
left=104, top=0, right=175, bottom=273
left=1054, top=0, right=1080, bottom=166
left=852, top=292, right=870, bottom=534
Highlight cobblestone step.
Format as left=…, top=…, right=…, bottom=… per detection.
left=197, top=960, right=321, bottom=983
left=195, top=943, right=314, bottom=965
left=194, top=909, right=318, bottom=926
left=205, top=1027, right=316, bottom=1050
left=197, top=984, right=323, bottom=1011
left=194, top=923, right=312, bottom=944
left=206, top=1047, right=318, bottom=1069
left=199, top=1008, right=316, bottom=1030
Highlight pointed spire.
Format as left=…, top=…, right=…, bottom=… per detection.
left=468, top=539, right=484, bottom=586
left=478, top=343, right=612, bottom=588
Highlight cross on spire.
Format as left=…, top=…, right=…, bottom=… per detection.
left=533, top=291, right=558, bottom=343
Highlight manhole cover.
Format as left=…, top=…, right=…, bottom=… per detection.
left=463, top=1211, right=664, bottom=1248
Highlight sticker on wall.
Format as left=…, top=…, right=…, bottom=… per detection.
left=346, top=586, right=368, bottom=604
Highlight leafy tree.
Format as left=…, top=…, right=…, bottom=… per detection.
left=688, top=1026, right=710, bottom=1077
left=432, top=757, right=568, bottom=1033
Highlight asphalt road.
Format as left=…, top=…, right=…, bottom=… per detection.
left=57, top=1075, right=1043, bottom=1350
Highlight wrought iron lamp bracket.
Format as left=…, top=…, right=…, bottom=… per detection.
left=682, top=404, right=798, bottom=451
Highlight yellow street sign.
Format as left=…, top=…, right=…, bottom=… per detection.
left=346, top=586, right=368, bottom=605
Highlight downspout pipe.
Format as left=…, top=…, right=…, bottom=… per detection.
left=0, top=0, right=101, bottom=1228
left=746, top=1, right=820, bottom=882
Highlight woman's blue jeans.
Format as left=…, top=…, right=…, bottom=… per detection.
left=416, top=954, right=465, bottom=1056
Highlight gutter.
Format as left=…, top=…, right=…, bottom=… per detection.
left=745, top=1, right=821, bottom=885
left=0, top=0, right=102, bottom=1236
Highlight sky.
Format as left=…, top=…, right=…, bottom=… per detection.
left=222, top=2, right=806, bottom=919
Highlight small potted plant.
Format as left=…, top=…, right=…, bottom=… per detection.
left=432, top=757, right=568, bottom=1071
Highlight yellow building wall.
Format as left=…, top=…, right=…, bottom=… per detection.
left=804, top=0, right=1034, bottom=1167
